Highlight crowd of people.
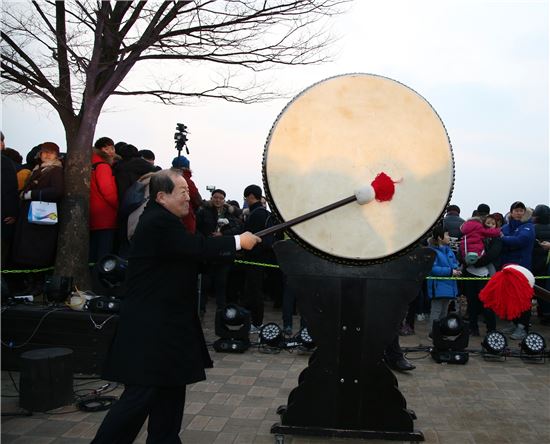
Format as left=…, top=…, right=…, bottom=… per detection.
left=1, top=133, right=549, bottom=341
left=0, top=134, right=292, bottom=332
left=399, top=201, right=550, bottom=343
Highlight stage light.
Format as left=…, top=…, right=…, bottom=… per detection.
left=259, top=323, right=284, bottom=347
left=482, top=331, right=508, bottom=360
left=213, top=304, right=250, bottom=353
left=96, top=255, right=127, bottom=289
left=482, top=331, right=507, bottom=354
left=430, top=313, right=469, bottom=365
left=520, top=332, right=546, bottom=356
left=43, top=276, right=74, bottom=303
left=297, top=327, right=315, bottom=349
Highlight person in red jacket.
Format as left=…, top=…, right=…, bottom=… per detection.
left=90, top=137, right=119, bottom=262
left=172, top=156, right=202, bottom=233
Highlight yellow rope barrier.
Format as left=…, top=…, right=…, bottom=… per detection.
left=2, top=261, right=548, bottom=281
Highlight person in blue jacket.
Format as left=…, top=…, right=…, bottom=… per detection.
left=500, top=201, right=535, bottom=269
left=427, top=224, right=462, bottom=337
left=500, top=201, right=536, bottom=340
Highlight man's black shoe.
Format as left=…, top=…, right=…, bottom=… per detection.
left=387, top=358, right=416, bottom=372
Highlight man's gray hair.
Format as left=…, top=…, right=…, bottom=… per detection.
left=149, top=168, right=182, bottom=201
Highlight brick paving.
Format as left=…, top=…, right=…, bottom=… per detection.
left=2, top=299, right=550, bottom=444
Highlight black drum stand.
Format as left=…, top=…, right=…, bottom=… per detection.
left=270, top=241, right=434, bottom=442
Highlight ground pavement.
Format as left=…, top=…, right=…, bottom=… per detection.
left=2, top=299, right=550, bottom=444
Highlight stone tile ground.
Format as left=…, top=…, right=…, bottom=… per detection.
left=2, top=300, right=549, bottom=443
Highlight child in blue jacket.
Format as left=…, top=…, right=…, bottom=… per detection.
left=427, top=225, right=462, bottom=337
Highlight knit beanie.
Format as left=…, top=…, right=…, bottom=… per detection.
left=172, top=155, right=190, bottom=169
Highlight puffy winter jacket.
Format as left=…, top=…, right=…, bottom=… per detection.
left=460, top=217, right=500, bottom=258
left=501, top=211, right=536, bottom=270
left=427, top=244, right=459, bottom=299
left=90, top=151, right=118, bottom=230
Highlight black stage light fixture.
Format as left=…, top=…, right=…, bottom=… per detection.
left=482, top=331, right=508, bottom=361
left=520, top=332, right=546, bottom=362
left=259, top=323, right=284, bottom=348
left=213, top=304, right=251, bottom=353
left=296, top=327, right=315, bottom=350
left=278, top=327, right=316, bottom=350
left=430, top=313, right=469, bottom=364
left=96, top=255, right=127, bottom=289
left=43, top=276, right=74, bottom=303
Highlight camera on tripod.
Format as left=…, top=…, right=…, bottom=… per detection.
left=174, top=123, right=189, bottom=154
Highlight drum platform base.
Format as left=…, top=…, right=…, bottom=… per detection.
left=271, top=423, right=424, bottom=442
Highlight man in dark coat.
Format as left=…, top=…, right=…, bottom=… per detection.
left=241, top=184, right=271, bottom=331
left=1, top=132, right=19, bottom=267
left=196, top=188, right=243, bottom=310
left=442, top=204, right=464, bottom=255
left=92, top=170, right=260, bottom=444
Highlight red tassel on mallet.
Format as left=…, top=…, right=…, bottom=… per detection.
left=371, top=172, right=399, bottom=202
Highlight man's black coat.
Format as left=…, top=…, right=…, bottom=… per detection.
left=102, top=201, right=235, bottom=387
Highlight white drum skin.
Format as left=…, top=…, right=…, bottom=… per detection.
left=263, top=73, right=454, bottom=263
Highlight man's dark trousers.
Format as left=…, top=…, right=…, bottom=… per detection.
left=91, top=385, right=186, bottom=444
left=243, top=266, right=265, bottom=327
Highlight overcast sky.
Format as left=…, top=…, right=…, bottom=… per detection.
left=2, top=0, right=549, bottom=217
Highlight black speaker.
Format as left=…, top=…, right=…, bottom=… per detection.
left=19, top=347, right=74, bottom=412
left=87, top=296, right=120, bottom=314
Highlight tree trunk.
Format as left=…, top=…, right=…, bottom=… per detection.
left=54, top=106, right=101, bottom=289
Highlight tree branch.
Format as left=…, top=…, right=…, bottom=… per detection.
left=0, top=31, right=56, bottom=95
left=1, top=62, right=58, bottom=108
left=55, top=1, right=74, bottom=114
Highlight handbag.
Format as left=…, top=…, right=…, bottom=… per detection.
left=27, top=191, right=58, bottom=225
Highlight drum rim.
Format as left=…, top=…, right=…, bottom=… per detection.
left=262, top=72, right=455, bottom=265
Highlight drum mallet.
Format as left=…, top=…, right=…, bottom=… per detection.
left=256, top=172, right=400, bottom=238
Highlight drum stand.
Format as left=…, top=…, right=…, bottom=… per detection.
left=271, top=241, right=434, bottom=442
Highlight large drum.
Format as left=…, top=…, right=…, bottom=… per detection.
left=263, top=73, right=454, bottom=264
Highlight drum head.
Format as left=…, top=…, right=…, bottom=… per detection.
left=263, top=73, right=454, bottom=264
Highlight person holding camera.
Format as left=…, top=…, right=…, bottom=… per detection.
left=92, top=169, right=260, bottom=444
left=196, top=188, right=243, bottom=310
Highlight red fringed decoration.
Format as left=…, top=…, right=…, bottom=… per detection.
left=371, top=172, right=399, bottom=202
left=479, top=267, right=534, bottom=320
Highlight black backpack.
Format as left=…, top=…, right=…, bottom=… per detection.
left=119, top=181, right=147, bottom=218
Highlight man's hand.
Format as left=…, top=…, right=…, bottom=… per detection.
left=239, top=232, right=261, bottom=250
left=3, top=216, right=16, bottom=225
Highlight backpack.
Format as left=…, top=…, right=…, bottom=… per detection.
left=250, top=206, right=284, bottom=247
left=119, top=181, right=147, bottom=218
left=92, top=161, right=111, bottom=172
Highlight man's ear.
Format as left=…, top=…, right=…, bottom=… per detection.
left=155, top=191, right=165, bottom=206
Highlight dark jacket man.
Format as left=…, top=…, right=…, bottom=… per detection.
left=93, top=170, right=260, bottom=444
left=101, top=200, right=236, bottom=386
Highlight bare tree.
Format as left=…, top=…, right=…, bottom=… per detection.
left=1, top=0, right=349, bottom=287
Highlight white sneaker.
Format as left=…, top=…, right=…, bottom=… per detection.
left=510, top=324, right=527, bottom=341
